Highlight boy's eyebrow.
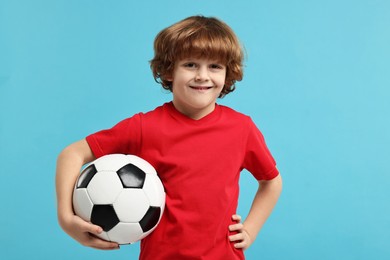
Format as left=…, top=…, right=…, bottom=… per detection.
left=179, top=58, right=225, bottom=63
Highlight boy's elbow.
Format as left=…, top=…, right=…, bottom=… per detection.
left=57, top=143, right=77, bottom=162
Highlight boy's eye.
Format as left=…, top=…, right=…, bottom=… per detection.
left=210, top=64, right=223, bottom=69
left=183, top=62, right=197, bottom=68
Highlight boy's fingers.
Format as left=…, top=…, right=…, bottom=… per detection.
left=233, top=240, right=247, bottom=249
left=229, top=223, right=243, bottom=232
left=87, top=224, right=103, bottom=235
left=232, top=214, right=242, bottom=222
left=73, top=216, right=103, bottom=235
left=88, top=235, right=120, bottom=250
left=229, top=233, right=244, bottom=242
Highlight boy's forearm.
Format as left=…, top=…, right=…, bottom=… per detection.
left=55, top=139, right=95, bottom=224
left=56, top=148, right=82, bottom=219
left=243, top=174, right=282, bottom=242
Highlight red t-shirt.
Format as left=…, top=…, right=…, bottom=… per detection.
left=86, top=102, right=278, bottom=260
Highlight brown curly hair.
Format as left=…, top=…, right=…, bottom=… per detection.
left=150, top=16, right=244, bottom=98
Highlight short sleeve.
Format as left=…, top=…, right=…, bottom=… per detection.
left=243, top=118, right=279, bottom=180
left=86, top=113, right=142, bottom=158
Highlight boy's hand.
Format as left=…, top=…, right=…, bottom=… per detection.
left=228, top=214, right=253, bottom=250
left=60, top=214, right=120, bottom=250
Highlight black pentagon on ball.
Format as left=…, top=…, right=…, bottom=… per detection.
left=139, top=206, right=161, bottom=233
left=91, top=205, right=119, bottom=232
left=117, top=163, right=146, bottom=188
left=76, top=164, right=97, bottom=188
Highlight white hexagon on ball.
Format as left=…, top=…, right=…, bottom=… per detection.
left=72, top=188, right=93, bottom=221
left=143, top=173, right=166, bottom=207
left=87, top=171, right=123, bottom=204
left=94, top=154, right=129, bottom=172
left=114, top=189, right=150, bottom=222
left=107, top=222, right=144, bottom=244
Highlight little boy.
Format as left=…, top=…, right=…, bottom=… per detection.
left=56, top=15, right=282, bottom=259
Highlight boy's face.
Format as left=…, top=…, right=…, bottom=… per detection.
left=169, top=57, right=226, bottom=120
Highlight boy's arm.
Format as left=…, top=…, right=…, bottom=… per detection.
left=229, top=173, right=282, bottom=250
left=56, top=139, right=119, bottom=250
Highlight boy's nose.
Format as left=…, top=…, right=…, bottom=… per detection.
left=195, top=67, right=209, bottom=81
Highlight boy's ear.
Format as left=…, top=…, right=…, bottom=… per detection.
left=165, top=75, right=173, bottom=82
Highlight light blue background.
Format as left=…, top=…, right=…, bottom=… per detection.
left=1, top=0, right=389, bottom=259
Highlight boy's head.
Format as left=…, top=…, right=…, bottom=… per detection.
left=150, top=15, right=244, bottom=98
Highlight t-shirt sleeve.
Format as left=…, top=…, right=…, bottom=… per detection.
left=86, top=113, right=142, bottom=158
left=243, top=118, right=279, bottom=181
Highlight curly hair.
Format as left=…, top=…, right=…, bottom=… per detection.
left=150, top=16, right=244, bottom=98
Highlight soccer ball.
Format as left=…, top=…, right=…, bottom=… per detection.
left=72, top=154, right=165, bottom=244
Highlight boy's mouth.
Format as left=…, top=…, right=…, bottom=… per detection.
left=190, top=86, right=213, bottom=90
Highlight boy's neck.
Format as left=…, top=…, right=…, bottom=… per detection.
left=172, top=101, right=216, bottom=120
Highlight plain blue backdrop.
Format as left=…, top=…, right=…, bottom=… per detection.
left=1, top=0, right=389, bottom=259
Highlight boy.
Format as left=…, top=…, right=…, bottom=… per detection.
left=56, top=15, right=282, bottom=259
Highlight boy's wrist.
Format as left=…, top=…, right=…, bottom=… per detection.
left=242, top=221, right=259, bottom=243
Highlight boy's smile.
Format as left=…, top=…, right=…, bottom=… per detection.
left=189, top=86, right=213, bottom=91
left=170, top=58, right=226, bottom=120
